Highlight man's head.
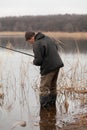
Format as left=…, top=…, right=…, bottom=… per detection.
left=25, top=31, right=35, bottom=44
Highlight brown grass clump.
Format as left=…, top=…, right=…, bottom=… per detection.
left=65, top=114, right=87, bottom=130
left=0, top=93, right=4, bottom=98
left=57, top=87, right=87, bottom=94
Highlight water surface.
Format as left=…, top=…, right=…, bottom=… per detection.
left=0, top=37, right=87, bottom=130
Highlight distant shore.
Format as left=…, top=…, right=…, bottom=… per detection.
left=0, top=31, right=87, bottom=40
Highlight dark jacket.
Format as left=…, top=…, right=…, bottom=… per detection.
left=33, top=32, right=64, bottom=75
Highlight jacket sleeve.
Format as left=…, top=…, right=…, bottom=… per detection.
left=33, top=43, right=43, bottom=66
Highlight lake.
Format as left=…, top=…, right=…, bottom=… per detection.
left=0, top=37, right=87, bottom=130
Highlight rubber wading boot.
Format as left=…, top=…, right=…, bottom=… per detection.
left=48, top=94, right=57, bottom=106
left=40, top=94, right=57, bottom=126
left=40, top=94, right=57, bottom=108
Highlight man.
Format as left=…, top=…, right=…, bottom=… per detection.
left=25, top=32, right=64, bottom=108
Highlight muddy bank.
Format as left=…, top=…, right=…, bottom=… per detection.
left=63, top=113, right=87, bottom=130
left=39, top=112, right=87, bottom=130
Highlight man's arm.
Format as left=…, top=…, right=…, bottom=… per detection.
left=33, top=43, right=43, bottom=66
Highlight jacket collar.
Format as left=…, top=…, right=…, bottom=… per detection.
left=35, top=32, right=45, bottom=41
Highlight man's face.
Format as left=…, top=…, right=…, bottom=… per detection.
left=27, top=36, right=35, bottom=44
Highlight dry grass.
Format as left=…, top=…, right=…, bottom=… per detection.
left=45, top=32, right=87, bottom=40
left=0, top=31, right=87, bottom=40
left=63, top=113, right=87, bottom=130
left=0, top=31, right=24, bottom=37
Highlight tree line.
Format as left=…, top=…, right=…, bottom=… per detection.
left=0, top=14, right=87, bottom=32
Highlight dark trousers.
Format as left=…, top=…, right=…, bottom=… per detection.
left=40, top=68, right=60, bottom=108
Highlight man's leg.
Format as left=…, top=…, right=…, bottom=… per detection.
left=39, top=69, right=60, bottom=108
left=39, top=69, right=60, bottom=126
left=40, top=74, right=52, bottom=108
left=49, top=69, right=60, bottom=106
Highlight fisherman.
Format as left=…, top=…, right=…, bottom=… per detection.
left=25, top=32, right=64, bottom=108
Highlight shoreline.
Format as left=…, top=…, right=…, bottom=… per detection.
left=0, top=31, right=87, bottom=40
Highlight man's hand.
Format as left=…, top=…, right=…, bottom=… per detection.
left=30, top=60, right=33, bottom=65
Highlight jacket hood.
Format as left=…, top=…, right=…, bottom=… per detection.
left=35, top=32, right=45, bottom=41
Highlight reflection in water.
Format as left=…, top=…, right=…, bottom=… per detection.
left=0, top=37, right=87, bottom=53
left=40, top=105, right=56, bottom=130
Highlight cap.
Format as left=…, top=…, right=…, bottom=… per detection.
left=25, top=31, right=35, bottom=41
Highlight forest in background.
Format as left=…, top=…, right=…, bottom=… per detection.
left=0, top=14, right=87, bottom=32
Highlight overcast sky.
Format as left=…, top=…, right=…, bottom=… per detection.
left=0, top=0, right=87, bottom=17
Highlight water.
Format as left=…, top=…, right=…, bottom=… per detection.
left=0, top=37, right=87, bottom=130
left=0, top=51, right=40, bottom=130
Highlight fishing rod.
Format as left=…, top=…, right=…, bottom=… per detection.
left=0, top=45, right=34, bottom=57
